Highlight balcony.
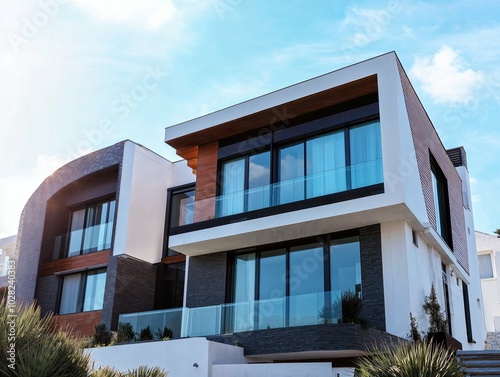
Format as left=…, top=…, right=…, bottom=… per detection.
left=173, top=159, right=383, bottom=229
left=54, top=222, right=113, bottom=259
left=119, top=291, right=347, bottom=338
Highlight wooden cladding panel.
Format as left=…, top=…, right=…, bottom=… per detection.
left=41, top=250, right=110, bottom=277
left=54, top=310, right=102, bottom=337
left=169, top=75, right=378, bottom=155
left=161, top=254, right=186, bottom=265
left=194, top=142, right=218, bottom=222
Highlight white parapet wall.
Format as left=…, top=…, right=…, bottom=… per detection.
left=87, top=337, right=245, bottom=377
left=213, top=363, right=351, bottom=377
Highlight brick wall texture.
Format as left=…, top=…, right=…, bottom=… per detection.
left=397, top=60, right=469, bottom=273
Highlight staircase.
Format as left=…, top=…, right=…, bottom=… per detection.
left=457, top=350, right=500, bottom=377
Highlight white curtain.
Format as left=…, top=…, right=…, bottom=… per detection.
left=306, top=130, right=346, bottom=198
left=68, top=209, right=85, bottom=257
left=478, top=254, right=494, bottom=279
left=83, top=271, right=106, bottom=311
left=59, top=274, right=82, bottom=314
left=278, top=144, right=305, bottom=204
left=350, top=121, right=382, bottom=189
left=219, top=158, right=245, bottom=216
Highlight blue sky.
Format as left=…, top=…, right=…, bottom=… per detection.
left=1, top=0, right=499, bottom=238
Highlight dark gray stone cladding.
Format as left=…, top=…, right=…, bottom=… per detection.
left=360, top=224, right=385, bottom=331
left=15, top=141, right=126, bottom=304
left=186, top=252, right=228, bottom=308
left=207, top=323, right=403, bottom=357
left=36, top=275, right=59, bottom=316
left=186, top=225, right=385, bottom=330
left=101, top=254, right=157, bottom=330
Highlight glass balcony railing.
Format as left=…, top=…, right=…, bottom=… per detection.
left=119, top=291, right=347, bottom=339
left=172, top=159, right=382, bottom=226
left=216, top=159, right=383, bottom=218
left=53, top=222, right=113, bottom=259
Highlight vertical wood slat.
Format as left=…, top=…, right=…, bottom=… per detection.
left=194, top=142, right=218, bottom=222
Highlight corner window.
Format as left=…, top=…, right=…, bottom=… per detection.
left=478, top=254, right=494, bottom=279
left=67, top=199, right=115, bottom=257
left=431, top=159, right=452, bottom=248
left=170, top=188, right=195, bottom=227
left=59, top=268, right=106, bottom=314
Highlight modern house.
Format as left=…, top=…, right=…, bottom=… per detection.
left=15, top=52, right=486, bottom=376
left=15, top=141, right=192, bottom=335
left=476, top=230, right=500, bottom=349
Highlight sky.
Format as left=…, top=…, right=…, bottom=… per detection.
left=1, top=0, right=499, bottom=238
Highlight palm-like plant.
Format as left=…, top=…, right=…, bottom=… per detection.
left=0, top=301, right=90, bottom=377
left=355, top=341, right=464, bottom=377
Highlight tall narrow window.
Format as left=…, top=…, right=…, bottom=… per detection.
left=258, top=249, right=286, bottom=329
left=170, top=189, right=195, bottom=227
left=350, top=121, right=383, bottom=189
left=306, top=130, right=346, bottom=198
left=478, top=254, right=494, bottom=279
left=431, top=161, right=451, bottom=247
left=67, top=199, right=115, bottom=257
left=59, top=268, right=106, bottom=314
left=232, top=253, right=256, bottom=332
left=220, top=157, right=245, bottom=217
left=289, top=242, right=324, bottom=326
left=278, top=143, right=305, bottom=204
left=218, top=152, right=271, bottom=216
left=330, top=236, right=361, bottom=298
left=248, top=152, right=271, bottom=211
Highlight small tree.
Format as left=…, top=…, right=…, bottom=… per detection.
left=423, top=283, right=448, bottom=333
left=138, top=326, right=154, bottom=341
left=408, top=313, right=424, bottom=342
left=154, top=326, right=173, bottom=340
left=91, top=323, right=113, bottom=347
left=494, top=228, right=500, bottom=238
left=117, top=322, right=135, bottom=343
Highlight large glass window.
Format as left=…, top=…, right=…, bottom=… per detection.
left=59, top=268, right=106, bottom=314
left=217, top=119, right=382, bottom=217
left=67, top=199, right=115, bottom=257
left=229, top=234, right=362, bottom=329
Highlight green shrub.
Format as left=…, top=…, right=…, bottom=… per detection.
left=0, top=301, right=90, bottom=377
left=117, top=322, right=135, bottom=343
left=423, top=283, right=448, bottom=333
left=154, top=327, right=173, bottom=340
left=355, top=341, right=464, bottom=377
left=91, top=323, right=113, bottom=347
left=138, top=326, right=154, bottom=341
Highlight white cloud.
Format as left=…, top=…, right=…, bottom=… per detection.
left=410, top=46, right=484, bottom=104
left=68, top=0, right=191, bottom=31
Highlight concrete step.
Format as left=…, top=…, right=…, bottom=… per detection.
left=464, top=368, right=500, bottom=376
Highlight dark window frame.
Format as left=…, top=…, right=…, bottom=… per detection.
left=65, top=196, right=116, bottom=258
left=226, top=229, right=361, bottom=304
left=58, top=267, right=107, bottom=315
left=164, top=183, right=196, bottom=257
left=430, top=155, right=453, bottom=249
